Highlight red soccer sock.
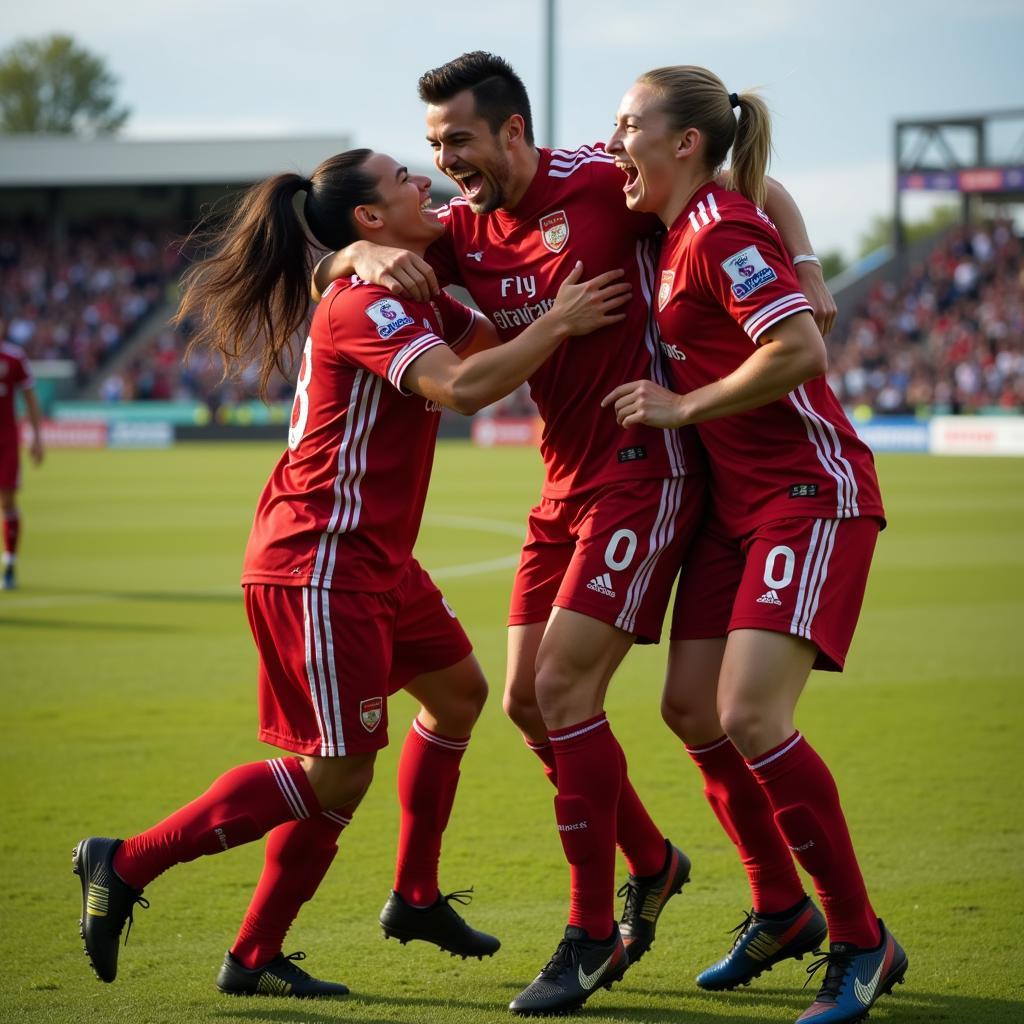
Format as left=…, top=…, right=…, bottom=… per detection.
left=393, top=718, right=468, bottom=907
left=113, top=758, right=321, bottom=890
left=686, top=735, right=805, bottom=914
left=747, top=733, right=880, bottom=947
left=231, top=807, right=353, bottom=969
left=526, top=737, right=558, bottom=785
left=526, top=736, right=664, bottom=878
left=613, top=738, right=667, bottom=879
left=550, top=714, right=621, bottom=938
left=3, top=511, right=19, bottom=560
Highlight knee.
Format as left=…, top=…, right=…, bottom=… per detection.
left=718, top=699, right=772, bottom=756
left=303, top=752, right=376, bottom=811
left=503, top=682, right=539, bottom=732
left=503, top=664, right=542, bottom=729
left=534, top=656, right=590, bottom=726
left=661, top=689, right=719, bottom=745
left=442, top=673, right=488, bottom=734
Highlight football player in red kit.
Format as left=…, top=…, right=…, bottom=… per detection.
left=314, top=52, right=838, bottom=1016
left=315, top=51, right=837, bottom=1017
left=72, top=148, right=630, bottom=998
left=0, top=342, right=44, bottom=590
left=604, top=67, right=907, bottom=1024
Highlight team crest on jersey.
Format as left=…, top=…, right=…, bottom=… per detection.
left=721, top=245, right=778, bottom=300
left=365, top=297, right=415, bottom=339
left=359, top=697, right=383, bottom=732
left=539, top=210, right=570, bottom=253
left=658, top=270, right=675, bottom=311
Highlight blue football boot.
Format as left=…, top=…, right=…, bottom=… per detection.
left=796, top=920, right=908, bottom=1023
left=697, top=897, right=828, bottom=990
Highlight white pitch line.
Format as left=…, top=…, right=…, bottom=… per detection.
left=1, top=514, right=526, bottom=611
left=424, top=512, right=526, bottom=539
left=429, top=553, right=521, bottom=580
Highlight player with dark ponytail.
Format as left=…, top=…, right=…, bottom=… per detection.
left=73, top=147, right=630, bottom=998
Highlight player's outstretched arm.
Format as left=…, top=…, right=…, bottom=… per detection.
left=404, top=262, right=629, bottom=415
left=602, top=311, right=826, bottom=429
left=311, top=244, right=439, bottom=303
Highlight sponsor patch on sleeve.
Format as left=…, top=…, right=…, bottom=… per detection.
left=365, top=297, right=415, bottom=339
left=721, top=245, right=778, bottom=300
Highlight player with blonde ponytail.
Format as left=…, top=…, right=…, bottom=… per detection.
left=605, top=67, right=908, bottom=1024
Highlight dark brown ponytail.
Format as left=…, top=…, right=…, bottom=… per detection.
left=177, top=149, right=378, bottom=399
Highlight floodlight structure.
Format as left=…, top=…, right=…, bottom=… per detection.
left=894, top=108, right=1024, bottom=251
left=543, top=0, right=557, bottom=148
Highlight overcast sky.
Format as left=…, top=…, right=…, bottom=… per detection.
left=5, top=0, right=1023, bottom=258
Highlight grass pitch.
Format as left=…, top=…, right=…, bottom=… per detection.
left=1, top=443, right=1022, bottom=1023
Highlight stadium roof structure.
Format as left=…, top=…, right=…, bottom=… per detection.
left=0, top=133, right=441, bottom=188
left=893, top=107, right=1024, bottom=249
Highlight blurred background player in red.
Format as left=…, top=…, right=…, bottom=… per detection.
left=0, top=340, right=43, bottom=590
left=72, top=147, right=629, bottom=998
left=604, top=66, right=907, bottom=1024
left=315, top=51, right=837, bottom=1017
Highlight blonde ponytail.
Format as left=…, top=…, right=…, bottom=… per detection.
left=638, top=66, right=773, bottom=208
left=728, top=92, right=772, bottom=208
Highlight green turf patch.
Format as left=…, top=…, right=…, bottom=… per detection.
left=1, top=445, right=1022, bottom=1022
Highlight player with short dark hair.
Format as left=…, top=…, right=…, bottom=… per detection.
left=71, top=146, right=629, bottom=998
left=0, top=341, right=43, bottom=590
left=419, top=50, right=536, bottom=150
left=314, top=50, right=836, bottom=1017
left=604, top=66, right=907, bottom=1024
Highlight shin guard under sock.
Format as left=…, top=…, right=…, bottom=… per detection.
left=231, top=808, right=353, bottom=968
left=113, top=758, right=321, bottom=890
left=527, top=735, right=664, bottom=878
left=748, top=733, right=879, bottom=946
left=686, top=735, right=804, bottom=913
left=394, top=718, right=468, bottom=907
left=550, top=714, right=621, bottom=937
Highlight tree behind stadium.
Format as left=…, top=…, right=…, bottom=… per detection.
left=0, top=34, right=129, bottom=134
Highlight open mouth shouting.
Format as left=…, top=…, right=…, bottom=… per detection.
left=616, top=160, right=640, bottom=198
left=449, top=167, right=487, bottom=203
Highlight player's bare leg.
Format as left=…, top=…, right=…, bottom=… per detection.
left=715, top=629, right=815, bottom=759
left=377, top=654, right=500, bottom=959
left=716, top=627, right=904, bottom=1019
left=1, top=488, right=18, bottom=589
left=74, top=752, right=374, bottom=988
left=505, top=621, right=549, bottom=742
left=664, top=636, right=822, bottom=990
left=661, top=637, right=728, bottom=747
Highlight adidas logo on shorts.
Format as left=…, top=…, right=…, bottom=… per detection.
left=756, top=588, right=783, bottom=606
left=586, top=573, right=616, bottom=598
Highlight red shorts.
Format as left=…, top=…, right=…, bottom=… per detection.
left=509, top=476, right=705, bottom=643
left=0, top=433, right=20, bottom=491
left=245, top=559, right=472, bottom=757
left=671, top=516, right=881, bottom=671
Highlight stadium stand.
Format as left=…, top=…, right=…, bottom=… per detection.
left=0, top=134, right=1019, bottom=418
left=829, top=220, right=1023, bottom=414
left=0, top=216, right=181, bottom=385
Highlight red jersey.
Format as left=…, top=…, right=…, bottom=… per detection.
left=242, top=278, right=475, bottom=592
left=656, top=186, right=884, bottom=538
left=0, top=343, right=32, bottom=440
left=429, top=145, right=702, bottom=499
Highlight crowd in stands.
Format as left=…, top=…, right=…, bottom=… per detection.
left=830, top=219, right=1024, bottom=414
left=100, top=319, right=294, bottom=408
left=0, top=217, right=182, bottom=385
left=2, top=213, right=1021, bottom=417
